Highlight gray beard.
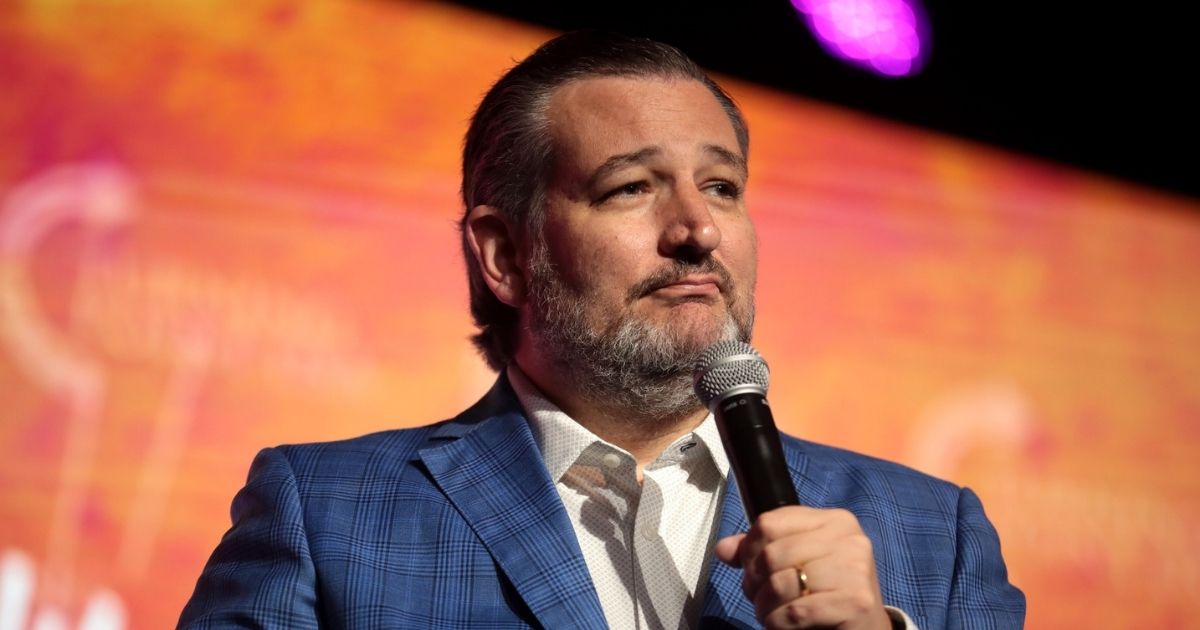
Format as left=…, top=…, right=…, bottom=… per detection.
left=525, top=242, right=753, bottom=425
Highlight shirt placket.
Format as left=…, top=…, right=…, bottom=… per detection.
left=631, top=448, right=696, bottom=630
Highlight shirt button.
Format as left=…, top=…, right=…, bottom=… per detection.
left=640, top=527, right=656, bottom=541
left=601, top=452, right=622, bottom=469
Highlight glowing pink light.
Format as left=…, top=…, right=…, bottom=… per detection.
left=792, top=0, right=929, bottom=77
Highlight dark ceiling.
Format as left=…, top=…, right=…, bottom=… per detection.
left=447, top=0, right=1197, bottom=201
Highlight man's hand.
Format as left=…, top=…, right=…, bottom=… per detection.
left=714, top=506, right=892, bottom=629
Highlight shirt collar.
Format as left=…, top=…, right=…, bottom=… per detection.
left=507, top=364, right=729, bottom=482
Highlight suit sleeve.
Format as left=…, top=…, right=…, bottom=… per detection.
left=947, top=487, right=1026, bottom=630
left=178, top=447, right=321, bottom=629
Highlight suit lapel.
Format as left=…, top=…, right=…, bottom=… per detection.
left=699, top=440, right=836, bottom=629
left=418, top=379, right=606, bottom=630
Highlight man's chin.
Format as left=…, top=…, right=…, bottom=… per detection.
left=647, top=311, right=745, bottom=356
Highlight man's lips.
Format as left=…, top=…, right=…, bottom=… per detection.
left=627, top=260, right=735, bottom=302
left=649, top=274, right=723, bottom=297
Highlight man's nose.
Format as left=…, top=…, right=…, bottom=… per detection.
left=658, top=186, right=721, bottom=261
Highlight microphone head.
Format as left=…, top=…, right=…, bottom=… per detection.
left=693, top=340, right=770, bottom=409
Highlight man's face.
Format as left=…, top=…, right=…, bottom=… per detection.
left=522, top=75, right=757, bottom=407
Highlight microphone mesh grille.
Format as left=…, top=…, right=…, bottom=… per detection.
left=692, top=340, right=770, bottom=406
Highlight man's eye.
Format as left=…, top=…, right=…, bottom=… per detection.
left=601, top=181, right=647, bottom=201
left=708, top=181, right=742, bottom=198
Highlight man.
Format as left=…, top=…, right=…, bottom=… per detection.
left=180, top=32, right=1024, bottom=629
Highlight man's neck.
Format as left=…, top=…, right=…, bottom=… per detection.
left=512, top=358, right=708, bottom=468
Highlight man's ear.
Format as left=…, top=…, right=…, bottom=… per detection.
left=464, top=205, right=527, bottom=308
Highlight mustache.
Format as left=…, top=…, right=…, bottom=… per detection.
left=627, top=257, right=735, bottom=302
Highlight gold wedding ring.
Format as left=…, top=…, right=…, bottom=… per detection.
left=797, top=568, right=811, bottom=597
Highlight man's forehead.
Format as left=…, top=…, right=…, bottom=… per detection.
left=546, top=75, right=743, bottom=165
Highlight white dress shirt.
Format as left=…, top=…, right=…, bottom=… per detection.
left=510, top=366, right=728, bottom=629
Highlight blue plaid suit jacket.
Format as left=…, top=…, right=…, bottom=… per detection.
left=180, top=376, right=1025, bottom=629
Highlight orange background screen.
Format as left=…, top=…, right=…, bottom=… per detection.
left=2, top=1, right=1198, bottom=628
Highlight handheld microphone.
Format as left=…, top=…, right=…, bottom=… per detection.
left=694, top=340, right=798, bottom=520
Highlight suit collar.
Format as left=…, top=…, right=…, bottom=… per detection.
left=506, top=363, right=731, bottom=485
left=419, top=375, right=607, bottom=630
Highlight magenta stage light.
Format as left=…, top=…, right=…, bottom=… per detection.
left=792, top=0, right=930, bottom=77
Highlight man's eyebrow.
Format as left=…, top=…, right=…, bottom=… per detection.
left=585, top=146, right=662, bottom=190
left=582, top=143, right=747, bottom=191
left=705, top=144, right=748, bottom=178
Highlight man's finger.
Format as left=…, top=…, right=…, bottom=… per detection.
left=752, top=566, right=806, bottom=621
left=762, top=591, right=835, bottom=629
left=738, top=507, right=829, bottom=568
left=747, top=534, right=837, bottom=585
left=715, top=533, right=748, bottom=566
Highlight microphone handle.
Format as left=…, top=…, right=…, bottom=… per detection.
left=713, top=392, right=799, bottom=521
